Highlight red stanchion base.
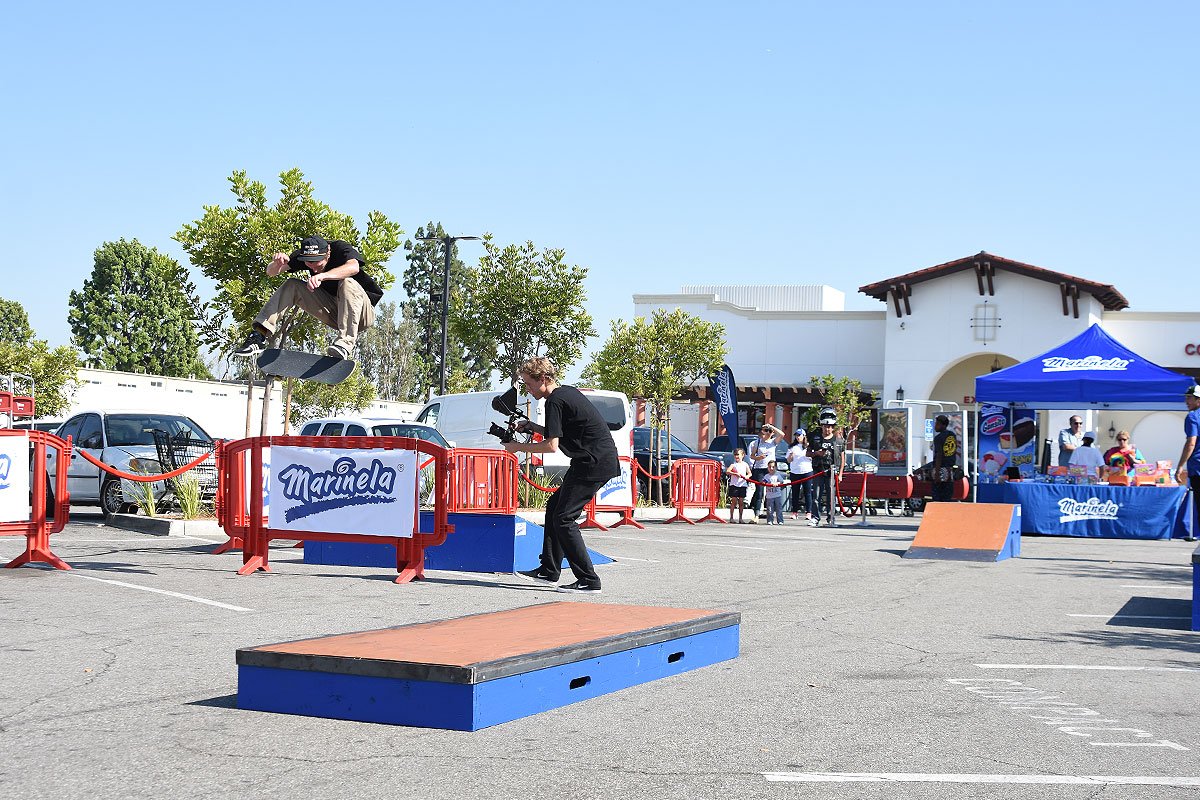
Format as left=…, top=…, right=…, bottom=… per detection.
left=237, top=556, right=270, bottom=575
left=5, top=542, right=71, bottom=571
left=212, top=536, right=243, bottom=555
left=609, top=509, right=645, bottom=529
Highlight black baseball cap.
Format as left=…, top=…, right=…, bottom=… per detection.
left=296, top=235, right=330, bottom=262
left=1186, top=385, right=1200, bottom=399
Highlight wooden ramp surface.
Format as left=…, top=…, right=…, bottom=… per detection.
left=904, top=502, right=1021, bottom=562
left=239, top=602, right=738, bottom=683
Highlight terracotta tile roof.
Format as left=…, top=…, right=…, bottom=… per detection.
left=858, top=251, right=1129, bottom=311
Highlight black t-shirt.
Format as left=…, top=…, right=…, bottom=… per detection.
left=933, top=429, right=958, bottom=469
left=544, top=385, right=620, bottom=482
left=288, top=239, right=384, bottom=306
left=807, top=432, right=845, bottom=471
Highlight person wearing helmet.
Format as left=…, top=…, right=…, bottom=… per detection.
left=807, top=407, right=845, bottom=527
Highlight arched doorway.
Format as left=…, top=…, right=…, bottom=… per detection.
left=927, top=353, right=1019, bottom=407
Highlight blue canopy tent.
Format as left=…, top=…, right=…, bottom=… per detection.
left=973, top=324, right=1194, bottom=539
left=975, top=324, right=1194, bottom=410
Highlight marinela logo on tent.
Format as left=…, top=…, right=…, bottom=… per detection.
left=1041, top=355, right=1132, bottom=373
left=278, top=456, right=400, bottom=523
left=1058, top=497, right=1120, bottom=523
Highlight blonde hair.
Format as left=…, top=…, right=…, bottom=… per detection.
left=1116, top=429, right=1132, bottom=442
left=519, top=356, right=556, bottom=381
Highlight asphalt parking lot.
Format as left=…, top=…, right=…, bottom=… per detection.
left=2, top=508, right=1197, bottom=799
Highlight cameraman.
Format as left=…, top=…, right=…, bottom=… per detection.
left=503, top=357, right=618, bottom=594
left=806, top=407, right=845, bottom=527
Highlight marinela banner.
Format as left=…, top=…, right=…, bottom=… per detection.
left=269, top=447, right=418, bottom=537
left=708, top=364, right=739, bottom=441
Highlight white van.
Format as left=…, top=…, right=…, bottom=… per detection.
left=415, top=387, right=633, bottom=479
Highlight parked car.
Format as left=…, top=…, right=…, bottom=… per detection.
left=844, top=449, right=880, bottom=473
left=706, top=433, right=789, bottom=474
left=298, top=417, right=453, bottom=448
left=44, top=410, right=216, bottom=516
left=633, top=427, right=724, bottom=499
left=12, top=419, right=64, bottom=433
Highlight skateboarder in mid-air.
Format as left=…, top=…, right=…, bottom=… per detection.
left=232, top=235, right=383, bottom=361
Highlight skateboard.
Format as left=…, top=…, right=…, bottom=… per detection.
left=256, top=349, right=355, bottom=385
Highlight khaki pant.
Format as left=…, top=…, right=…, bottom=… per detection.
left=255, top=277, right=375, bottom=352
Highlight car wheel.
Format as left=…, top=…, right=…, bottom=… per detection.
left=101, top=478, right=126, bottom=517
left=907, top=497, right=925, bottom=513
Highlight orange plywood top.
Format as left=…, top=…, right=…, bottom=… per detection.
left=910, top=503, right=1018, bottom=550
left=239, top=602, right=739, bottom=683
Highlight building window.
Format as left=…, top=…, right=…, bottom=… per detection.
left=972, top=304, right=999, bottom=341
left=150, top=380, right=163, bottom=387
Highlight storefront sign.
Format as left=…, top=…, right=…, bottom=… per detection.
left=270, top=447, right=417, bottom=537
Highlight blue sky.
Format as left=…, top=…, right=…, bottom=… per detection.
left=3, top=1, right=1196, bottom=382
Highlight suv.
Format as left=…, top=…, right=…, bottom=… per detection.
left=45, top=410, right=216, bottom=516
left=298, top=417, right=453, bottom=448
left=633, top=427, right=724, bottom=499
left=844, top=449, right=880, bottom=473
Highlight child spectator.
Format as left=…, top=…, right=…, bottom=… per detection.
left=726, top=448, right=752, bottom=523
left=763, top=462, right=786, bottom=525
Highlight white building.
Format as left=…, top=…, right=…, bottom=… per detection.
left=634, top=251, right=1200, bottom=466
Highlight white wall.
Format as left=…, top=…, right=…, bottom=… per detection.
left=632, top=294, right=886, bottom=389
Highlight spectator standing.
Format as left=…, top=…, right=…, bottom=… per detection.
left=787, top=429, right=814, bottom=521
left=726, top=448, right=752, bottom=524
left=931, top=414, right=958, bottom=502
left=762, top=462, right=785, bottom=525
left=807, top=407, right=845, bottom=527
left=1057, top=415, right=1085, bottom=466
left=1069, top=431, right=1106, bottom=478
left=747, top=423, right=782, bottom=522
left=1174, top=386, right=1200, bottom=541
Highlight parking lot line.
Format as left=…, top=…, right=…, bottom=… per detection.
left=976, top=664, right=1200, bottom=673
left=762, top=773, right=1200, bottom=786
left=69, top=573, right=251, bottom=611
left=586, top=534, right=766, bottom=551
left=1119, top=584, right=1189, bottom=589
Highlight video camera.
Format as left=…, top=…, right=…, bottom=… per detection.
left=486, top=386, right=530, bottom=444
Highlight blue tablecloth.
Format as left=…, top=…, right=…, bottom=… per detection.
left=976, top=482, right=1191, bottom=540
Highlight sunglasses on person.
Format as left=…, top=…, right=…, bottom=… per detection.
left=1117, top=436, right=1129, bottom=442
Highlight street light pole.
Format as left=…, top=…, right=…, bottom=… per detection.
left=416, top=233, right=480, bottom=395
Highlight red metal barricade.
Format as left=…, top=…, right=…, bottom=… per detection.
left=215, top=435, right=453, bottom=583
left=448, top=449, right=518, bottom=513
left=0, top=430, right=71, bottom=570
left=663, top=459, right=725, bottom=525
left=582, top=456, right=644, bottom=530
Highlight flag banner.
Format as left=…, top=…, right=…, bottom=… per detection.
left=708, top=364, right=739, bottom=441
left=270, top=447, right=417, bottom=537
left=0, top=433, right=30, bottom=523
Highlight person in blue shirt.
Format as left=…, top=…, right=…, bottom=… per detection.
left=1176, top=385, right=1200, bottom=542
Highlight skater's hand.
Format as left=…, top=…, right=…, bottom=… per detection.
left=306, top=273, right=325, bottom=291
left=267, top=253, right=290, bottom=276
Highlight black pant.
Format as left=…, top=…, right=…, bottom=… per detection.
left=811, top=468, right=834, bottom=523
left=749, top=467, right=768, bottom=513
left=931, top=481, right=954, bottom=502
left=791, top=473, right=813, bottom=514
left=1189, top=474, right=1200, bottom=540
left=540, top=467, right=606, bottom=584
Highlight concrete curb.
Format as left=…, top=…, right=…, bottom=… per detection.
left=107, top=514, right=222, bottom=538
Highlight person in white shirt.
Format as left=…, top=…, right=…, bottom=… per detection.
left=787, top=429, right=814, bottom=521
left=747, top=423, right=782, bottom=521
left=1069, top=431, right=1106, bottom=477
left=726, top=448, right=752, bottom=523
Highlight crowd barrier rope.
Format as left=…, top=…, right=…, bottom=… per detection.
left=215, top=435, right=453, bottom=583
left=664, top=459, right=725, bottom=525
left=75, top=449, right=212, bottom=482
left=0, top=430, right=71, bottom=570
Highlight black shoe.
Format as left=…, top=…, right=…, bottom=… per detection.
left=325, top=343, right=350, bottom=360
left=516, top=568, right=558, bottom=585
left=232, top=331, right=267, bottom=358
left=556, top=580, right=601, bottom=594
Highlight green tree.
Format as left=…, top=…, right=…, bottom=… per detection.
left=0, top=297, right=34, bottom=345
left=401, top=222, right=491, bottom=393
left=67, top=239, right=205, bottom=376
left=582, top=309, right=727, bottom=502
left=356, top=300, right=425, bottom=402
left=0, top=339, right=81, bottom=417
left=174, top=168, right=403, bottom=360
left=454, top=235, right=594, bottom=385
left=287, top=368, right=377, bottom=424
left=805, top=374, right=879, bottom=448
